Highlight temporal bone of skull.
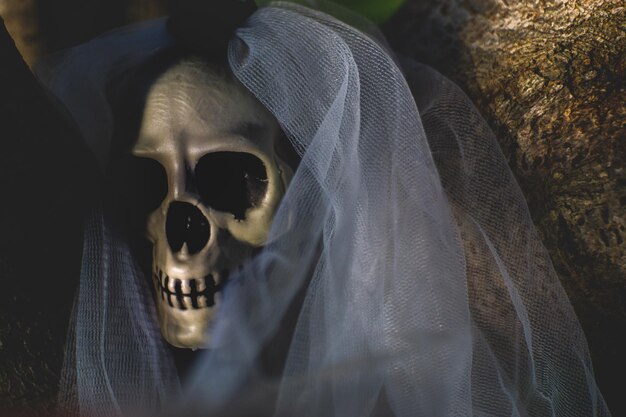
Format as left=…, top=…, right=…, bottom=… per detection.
left=132, top=57, right=293, bottom=349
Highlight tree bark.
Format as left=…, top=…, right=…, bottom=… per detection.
left=385, top=0, right=625, bottom=414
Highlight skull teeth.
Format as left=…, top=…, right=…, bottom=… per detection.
left=153, top=267, right=231, bottom=311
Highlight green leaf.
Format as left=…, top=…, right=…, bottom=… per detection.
left=330, top=0, right=405, bottom=23
left=255, top=0, right=405, bottom=24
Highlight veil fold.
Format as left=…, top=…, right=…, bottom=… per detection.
left=37, top=2, right=609, bottom=416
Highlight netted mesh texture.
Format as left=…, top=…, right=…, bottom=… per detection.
left=37, top=2, right=609, bottom=416
left=403, top=60, right=607, bottom=416
left=58, top=208, right=181, bottom=417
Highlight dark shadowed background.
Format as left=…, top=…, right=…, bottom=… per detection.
left=0, top=0, right=623, bottom=414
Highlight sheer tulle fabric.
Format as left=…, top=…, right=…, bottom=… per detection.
left=37, top=3, right=609, bottom=416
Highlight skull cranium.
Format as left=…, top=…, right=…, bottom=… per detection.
left=131, top=57, right=294, bottom=349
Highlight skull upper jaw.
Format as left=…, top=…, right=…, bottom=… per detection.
left=149, top=231, right=247, bottom=350
left=156, top=297, right=218, bottom=348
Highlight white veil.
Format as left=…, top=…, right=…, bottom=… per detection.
left=37, top=2, right=609, bottom=416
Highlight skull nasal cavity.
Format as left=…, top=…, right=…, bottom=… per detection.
left=166, top=202, right=210, bottom=254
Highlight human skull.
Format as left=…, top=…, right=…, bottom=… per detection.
left=132, top=57, right=293, bottom=349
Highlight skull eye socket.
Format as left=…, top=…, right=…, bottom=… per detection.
left=129, top=156, right=168, bottom=214
left=195, top=152, right=268, bottom=220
